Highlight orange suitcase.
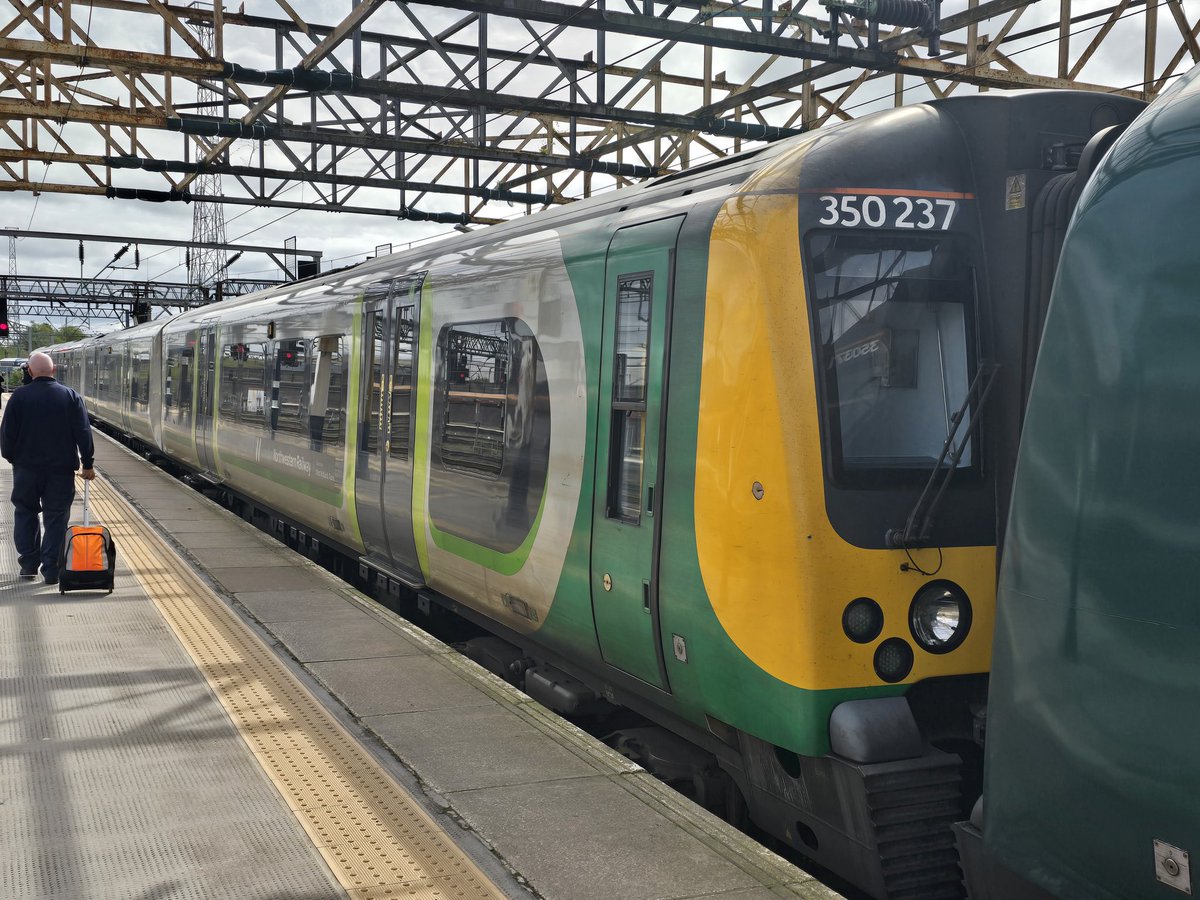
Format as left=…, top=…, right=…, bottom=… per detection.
left=58, top=480, right=116, bottom=594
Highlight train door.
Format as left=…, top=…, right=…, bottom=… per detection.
left=354, top=274, right=424, bottom=584
left=590, top=216, right=683, bottom=690
left=195, top=326, right=218, bottom=475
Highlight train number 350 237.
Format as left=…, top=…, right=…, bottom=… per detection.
left=816, top=194, right=958, bottom=230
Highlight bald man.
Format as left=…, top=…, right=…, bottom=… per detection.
left=0, top=351, right=95, bottom=585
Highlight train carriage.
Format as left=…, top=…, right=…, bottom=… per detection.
left=49, top=88, right=1144, bottom=900
left=957, top=65, right=1200, bottom=900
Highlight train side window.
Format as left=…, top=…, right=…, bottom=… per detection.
left=429, top=316, right=550, bottom=553
left=608, top=273, right=652, bottom=524
left=306, top=334, right=346, bottom=456
left=437, top=320, right=508, bottom=477
left=221, top=339, right=268, bottom=428
left=389, top=305, right=416, bottom=461
left=272, top=338, right=307, bottom=438
left=130, top=347, right=151, bottom=413
left=167, top=334, right=196, bottom=427
left=96, top=346, right=119, bottom=404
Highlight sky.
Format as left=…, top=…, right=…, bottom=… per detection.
left=1, top=0, right=1191, bottom=332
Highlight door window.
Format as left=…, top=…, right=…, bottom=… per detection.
left=608, top=273, right=653, bottom=523
left=361, top=312, right=385, bottom=456
left=389, top=305, right=415, bottom=460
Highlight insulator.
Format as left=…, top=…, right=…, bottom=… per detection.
left=874, top=0, right=931, bottom=28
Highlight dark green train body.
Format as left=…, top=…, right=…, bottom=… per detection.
left=47, top=88, right=1145, bottom=900
left=960, top=66, right=1200, bottom=900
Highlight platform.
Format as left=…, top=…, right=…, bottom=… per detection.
left=0, top=401, right=841, bottom=900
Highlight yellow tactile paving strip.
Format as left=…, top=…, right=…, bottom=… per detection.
left=87, top=477, right=506, bottom=900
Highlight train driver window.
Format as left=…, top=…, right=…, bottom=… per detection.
left=806, top=231, right=977, bottom=486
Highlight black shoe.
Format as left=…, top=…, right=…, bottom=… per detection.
left=43, top=575, right=59, bottom=585
left=19, top=567, right=37, bottom=580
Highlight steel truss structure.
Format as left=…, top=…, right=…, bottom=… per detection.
left=1, top=0, right=1199, bottom=322
left=2, top=273, right=285, bottom=326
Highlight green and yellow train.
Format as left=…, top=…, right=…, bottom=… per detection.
left=48, top=87, right=1144, bottom=899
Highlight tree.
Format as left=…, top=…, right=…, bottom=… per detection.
left=27, top=322, right=57, bottom=351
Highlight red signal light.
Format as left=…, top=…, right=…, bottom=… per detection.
left=0, top=322, right=8, bottom=334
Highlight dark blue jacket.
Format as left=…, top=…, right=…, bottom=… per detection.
left=0, top=377, right=95, bottom=470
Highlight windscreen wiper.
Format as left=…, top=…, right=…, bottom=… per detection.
left=886, top=360, right=999, bottom=549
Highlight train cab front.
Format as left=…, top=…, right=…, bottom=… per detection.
left=693, top=104, right=996, bottom=899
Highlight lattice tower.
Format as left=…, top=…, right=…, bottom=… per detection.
left=7, top=233, right=17, bottom=331
left=187, top=5, right=227, bottom=298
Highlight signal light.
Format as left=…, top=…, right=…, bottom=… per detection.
left=842, top=597, right=884, bottom=644
left=874, top=638, right=914, bottom=683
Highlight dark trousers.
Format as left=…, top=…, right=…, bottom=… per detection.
left=11, top=466, right=76, bottom=577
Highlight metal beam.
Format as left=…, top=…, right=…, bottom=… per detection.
left=0, top=227, right=323, bottom=261
left=0, top=0, right=1193, bottom=226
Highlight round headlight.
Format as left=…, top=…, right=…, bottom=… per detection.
left=909, top=581, right=972, bottom=654
left=874, top=638, right=914, bottom=683
left=842, top=597, right=884, bottom=643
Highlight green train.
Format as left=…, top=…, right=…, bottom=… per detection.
left=47, top=88, right=1143, bottom=900
left=956, top=66, right=1200, bottom=900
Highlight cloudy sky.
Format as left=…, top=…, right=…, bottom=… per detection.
left=2, top=0, right=1190, bottom=329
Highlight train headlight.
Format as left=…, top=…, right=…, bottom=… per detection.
left=909, top=582, right=971, bottom=653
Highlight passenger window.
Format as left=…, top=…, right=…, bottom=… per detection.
left=438, top=320, right=508, bottom=477
left=130, top=348, right=151, bottom=413
left=608, top=273, right=652, bottom=523
left=307, top=335, right=346, bottom=456
left=221, top=340, right=268, bottom=428
left=166, top=336, right=195, bottom=428
left=272, top=338, right=307, bottom=437
left=430, top=316, right=551, bottom=553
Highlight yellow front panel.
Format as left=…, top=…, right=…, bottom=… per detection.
left=694, top=188, right=995, bottom=692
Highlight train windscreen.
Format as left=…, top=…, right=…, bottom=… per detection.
left=806, top=231, right=978, bottom=487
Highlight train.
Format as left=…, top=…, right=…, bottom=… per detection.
left=43, top=87, right=1145, bottom=900
left=953, top=66, right=1200, bottom=900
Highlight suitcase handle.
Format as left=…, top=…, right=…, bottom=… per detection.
left=83, top=478, right=90, bottom=528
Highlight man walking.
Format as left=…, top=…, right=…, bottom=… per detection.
left=0, top=351, right=95, bottom=584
